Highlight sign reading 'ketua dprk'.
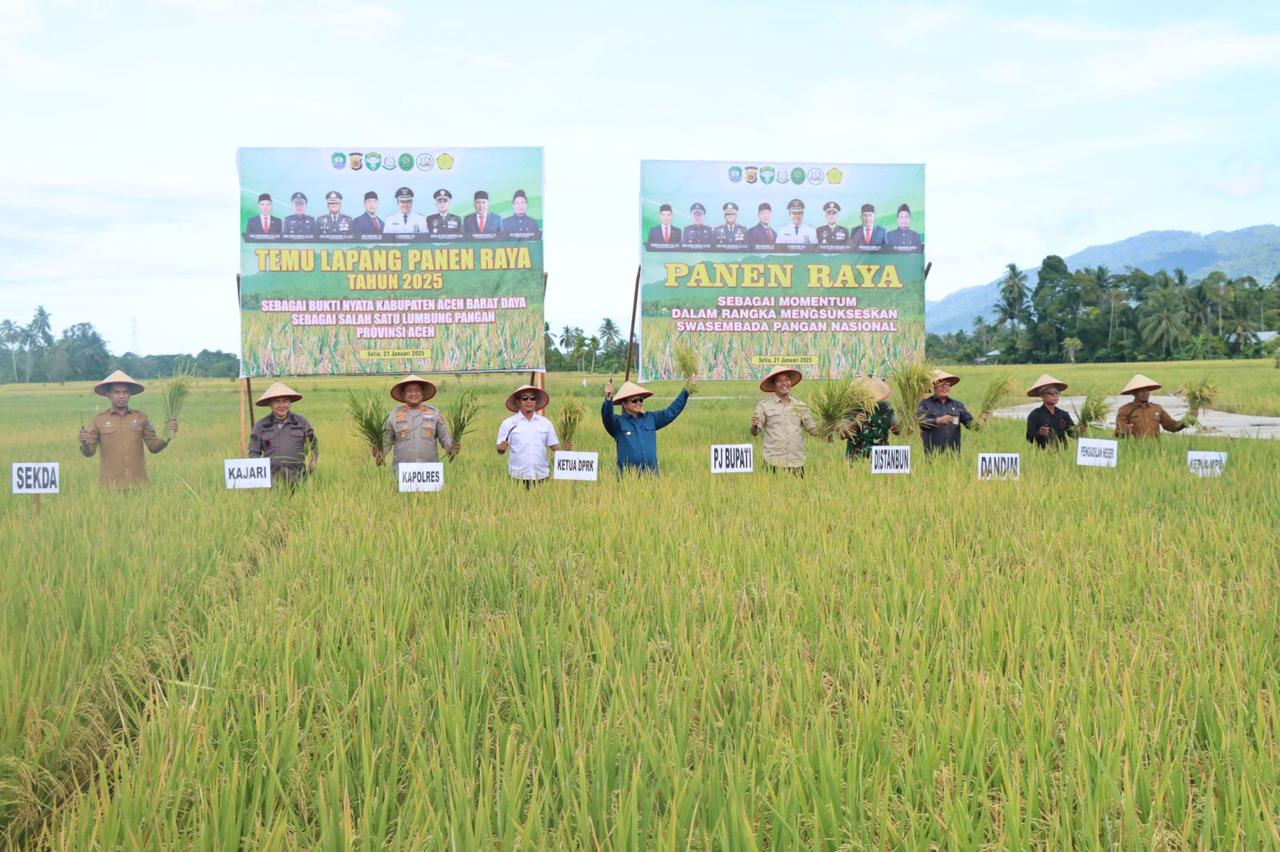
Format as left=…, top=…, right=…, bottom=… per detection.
left=553, top=451, right=599, bottom=481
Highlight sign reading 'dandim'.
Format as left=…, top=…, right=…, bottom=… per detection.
left=710, top=444, right=754, bottom=474
left=398, top=462, right=444, bottom=492
left=977, top=453, right=1020, bottom=480
left=1076, top=438, right=1118, bottom=468
left=12, top=463, right=59, bottom=494
left=553, top=451, right=599, bottom=481
left=871, top=445, right=911, bottom=474
left=1187, top=451, right=1227, bottom=477
left=224, top=459, right=271, bottom=489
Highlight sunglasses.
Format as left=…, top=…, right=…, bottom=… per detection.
left=517, top=395, right=538, bottom=401
left=624, top=397, right=644, bottom=404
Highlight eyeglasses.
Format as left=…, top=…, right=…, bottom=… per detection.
left=624, top=397, right=644, bottom=404
left=517, top=395, right=538, bottom=401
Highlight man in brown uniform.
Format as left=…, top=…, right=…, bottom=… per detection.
left=1114, top=374, right=1187, bottom=439
left=248, top=381, right=318, bottom=486
left=78, top=370, right=178, bottom=488
left=750, top=366, right=819, bottom=476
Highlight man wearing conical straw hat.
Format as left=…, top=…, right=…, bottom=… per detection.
left=601, top=375, right=693, bottom=474
left=916, top=369, right=976, bottom=455
left=1114, top=374, right=1186, bottom=439
left=382, top=375, right=452, bottom=472
left=78, top=370, right=178, bottom=488
left=750, top=366, right=818, bottom=476
left=1025, top=374, right=1076, bottom=449
left=248, top=381, right=318, bottom=486
left=844, top=376, right=900, bottom=460
left=496, top=384, right=570, bottom=486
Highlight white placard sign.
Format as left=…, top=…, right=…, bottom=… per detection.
left=224, top=458, right=271, bottom=489
left=398, top=462, right=444, bottom=492
left=553, top=451, right=599, bottom=481
left=871, top=445, right=911, bottom=474
left=12, top=462, right=59, bottom=494
left=1076, top=438, right=1118, bottom=468
left=1187, top=451, right=1227, bottom=477
left=977, top=453, right=1020, bottom=480
left=710, top=444, right=754, bottom=473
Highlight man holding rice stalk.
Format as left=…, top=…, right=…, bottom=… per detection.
left=249, top=382, right=318, bottom=487
left=750, top=366, right=819, bottom=476
left=601, top=377, right=693, bottom=474
left=78, top=370, right=178, bottom=488
left=917, top=369, right=979, bottom=455
left=496, top=384, right=571, bottom=487
left=843, top=377, right=900, bottom=460
left=1114, top=374, right=1188, bottom=439
left=1025, top=374, right=1077, bottom=449
left=382, top=375, right=452, bottom=471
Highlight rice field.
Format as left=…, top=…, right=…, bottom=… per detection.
left=2, top=365, right=1279, bottom=848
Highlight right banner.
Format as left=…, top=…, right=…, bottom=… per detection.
left=640, top=160, right=924, bottom=381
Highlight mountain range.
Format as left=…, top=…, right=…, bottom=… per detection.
left=925, top=225, right=1280, bottom=334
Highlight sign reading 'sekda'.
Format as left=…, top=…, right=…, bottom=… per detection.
left=12, top=462, right=59, bottom=494
left=398, top=462, right=444, bottom=492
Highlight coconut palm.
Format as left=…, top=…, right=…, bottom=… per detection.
left=994, top=263, right=1029, bottom=332
left=597, top=318, right=621, bottom=350
left=0, top=320, right=19, bottom=382
left=1138, top=287, right=1190, bottom=358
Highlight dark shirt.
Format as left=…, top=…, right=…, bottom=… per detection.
left=248, top=412, right=318, bottom=484
left=1025, top=404, right=1075, bottom=449
left=916, top=395, right=973, bottom=454
left=845, top=401, right=897, bottom=459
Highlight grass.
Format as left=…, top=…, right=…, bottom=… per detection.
left=1, top=364, right=1279, bottom=848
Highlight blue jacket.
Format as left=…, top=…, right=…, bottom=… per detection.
left=600, top=389, right=688, bottom=472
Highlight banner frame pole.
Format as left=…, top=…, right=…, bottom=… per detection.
left=623, top=264, right=641, bottom=384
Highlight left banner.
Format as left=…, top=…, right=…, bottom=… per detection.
left=237, top=147, right=544, bottom=376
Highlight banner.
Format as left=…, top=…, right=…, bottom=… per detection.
left=237, top=147, right=544, bottom=376
left=639, top=160, right=924, bottom=381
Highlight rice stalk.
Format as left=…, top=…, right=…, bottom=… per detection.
left=443, top=388, right=480, bottom=461
left=160, top=360, right=195, bottom=440
left=345, top=389, right=387, bottom=465
left=554, top=393, right=584, bottom=446
left=889, top=356, right=934, bottom=436
left=972, top=372, right=1018, bottom=430
left=1073, top=388, right=1109, bottom=436
left=1177, top=376, right=1216, bottom=427
left=674, top=344, right=700, bottom=393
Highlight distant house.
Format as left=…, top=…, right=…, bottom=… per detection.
left=1224, top=330, right=1277, bottom=345
left=974, top=349, right=1001, bottom=365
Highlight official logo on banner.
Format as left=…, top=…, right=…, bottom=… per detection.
left=366, top=152, right=382, bottom=171
left=759, top=166, right=775, bottom=184
left=728, top=166, right=743, bottom=183
left=416, top=153, right=433, bottom=171
left=827, top=167, right=843, bottom=185
left=349, top=152, right=363, bottom=170
left=330, top=152, right=346, bottom=169
left=399, top=153, right=415, bottom=171
left=745, top=166, right=758, bottom=184
left=437, top=152, right=454, bottom=170
left=790, top=167, right=805, bottom=184
left=807, top=167, right=823, bottom=185
left=776, top=166, right=791, bottom=184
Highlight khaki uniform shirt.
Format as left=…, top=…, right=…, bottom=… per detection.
left=1115, top=400, right=1184, bottom=439
left=80, top=407, right=168, bottom=488
left=248, top=412, right=318, bottom=483
left=753, top=396, right=816, bottom=468
left=383, top=405, right=452, bottom=468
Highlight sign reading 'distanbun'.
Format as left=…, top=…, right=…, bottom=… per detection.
left=224, top=459, right=272, bottom=489
left=553, top=451, right=599, bottom=481
left=977, top=453, right=1020, bottom=480
left=1076, top=438, right=1118, bottom=468
left=1187, top=451, right=1227, bottom=477
left=710, top=444, right=754, bottom=473
left=11, top=463, right=59, bottom=494
left=871, top=445, right=911, bottom=474
left=398, top=462, right=444, bottom=492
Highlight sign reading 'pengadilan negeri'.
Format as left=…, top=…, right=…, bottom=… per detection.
left=11, top=462, right=59, bottom=494
left=224, top=458, right=272, bottom=489
left=1076, top=437, right=1118, bottom=468
left=1187, top=451, right=1227, bottom=477
left=871, top=445, right=911, bottom=474
left=710, top=444, right=754, bottom=473
left=553, top=451, right=599, bottom=481
left=398, top=462, right=444, bottom=492
left=977, top=453, right=1020, bottom=480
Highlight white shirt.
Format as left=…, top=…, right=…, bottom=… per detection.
left=384, top=211, right=427, bottom=234
left=496, top=412, right=560, bottom=480
left=775, top=222, right=817, bottom=246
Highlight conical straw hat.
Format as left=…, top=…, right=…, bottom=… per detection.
left=255, top=381, right=302, bottom=406
left=505, top=384, right=550, bottom=412
left=1026, top=374, right=1068, bottom=397
left=389, top=374, right=437, bottom=403
left=1121, top=373, right=1161, bottom=395
left=855, top=376, right=892, bottom=401
left=759, top=365, right=803, bottom=392
left=612, top=381, right=652, bottom=404
left=93, top=369, right=144, bottom=396
left=929, top=369, right=960, bottom=387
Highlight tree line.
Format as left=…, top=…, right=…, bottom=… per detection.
left=0, top=307, right=239, bottom=384
left=927, top=258, right=1280, bottom=364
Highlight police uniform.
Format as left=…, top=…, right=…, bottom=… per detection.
left=425, top=189, right=463, bottom=237
left=316, top=191, right=352, bottom=235
left=382, top=404, right=452, bottom=468
left=682, top=202, right=714, bottom=245
left=248, top=412, right=318, bottom=485
left=714, top=203, right=748, bottom=244
left=283, top=192, right=316, bottom=236
left=815, top=202, right=848, bottom=246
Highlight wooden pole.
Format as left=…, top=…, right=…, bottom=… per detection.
left=33, top=494, right=41, bottom=517
left=623, top=264, right=641, bottom=384
left=243, top=377, right=254, bottom=455
left=923, top=261, right=933, bottom=281
left=239, top=377, right=248, bottom=455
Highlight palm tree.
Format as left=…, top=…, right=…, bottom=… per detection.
left=597, top=318, right=621, bottom=350
left=1061, top=337, right=1083, bottom=364
left=995, top=263, right=1029, bottom=332
left=28, top=305, right=54, bottom=351
left=558, top=325, right=577, bottom=351
left=0, top=320, right=19, bottom=382
left=1138, top=287, right=1190, bottom=357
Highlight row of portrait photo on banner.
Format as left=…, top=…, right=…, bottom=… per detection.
left=9, top=368, right=1230, bottom=505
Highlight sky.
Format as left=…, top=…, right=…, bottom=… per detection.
left=1, top=0, right=1277, bottom=355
